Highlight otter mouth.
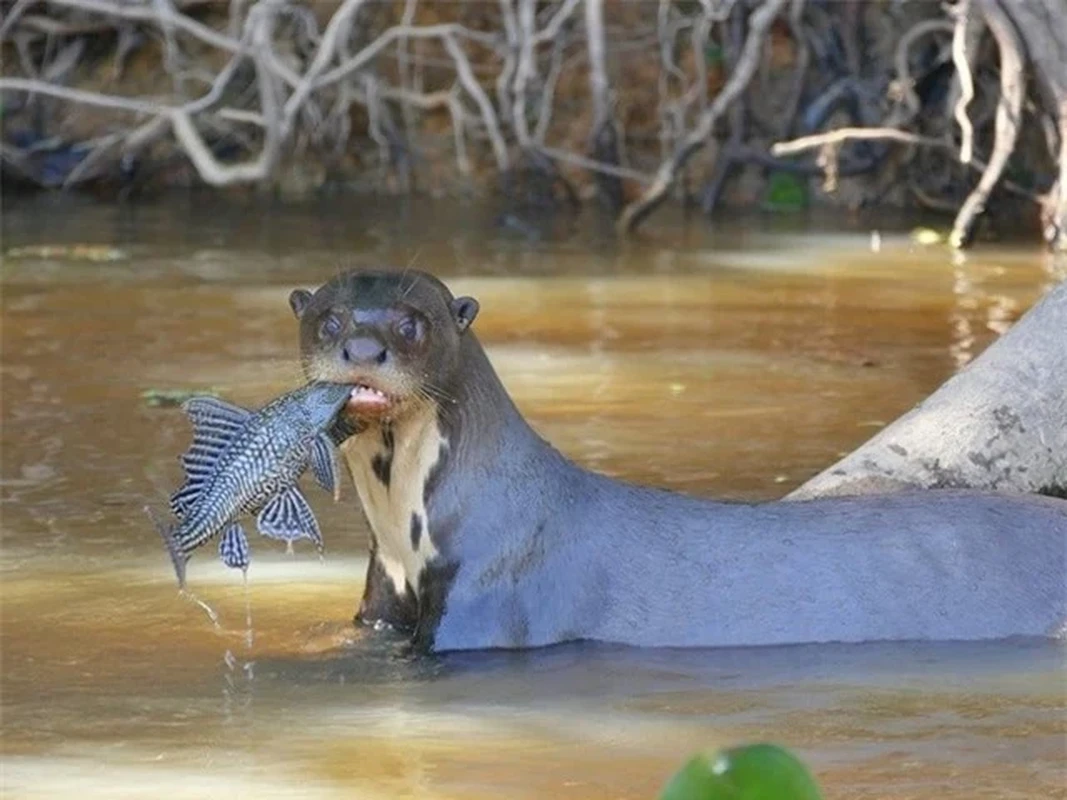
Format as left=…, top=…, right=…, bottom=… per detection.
left=346, top=382, right=393, bottom=416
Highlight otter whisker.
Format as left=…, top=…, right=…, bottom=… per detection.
left=395, top=252, right=425, bottom=304
left=404, top=247, right=424, bottom=271
left=413, top=390, right=442, bottom=411
left=396, top=273, right=419, bottom=304
left=418, top=381, right=457, bottom=406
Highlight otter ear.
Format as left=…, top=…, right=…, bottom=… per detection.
left=449, top=296, right=479, bottom=333
left=289, top=289, right=313, bottom=319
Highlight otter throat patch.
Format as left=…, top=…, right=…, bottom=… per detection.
left=343, top=405, right=445, bottom=596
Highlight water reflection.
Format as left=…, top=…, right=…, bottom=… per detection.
left=2, top=196, right=1064, bottom=799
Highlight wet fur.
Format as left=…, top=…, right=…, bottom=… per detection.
left=292, top=269, right=1067, bottom=653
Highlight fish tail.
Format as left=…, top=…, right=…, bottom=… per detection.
left=144, top=504, right=189, bottom=589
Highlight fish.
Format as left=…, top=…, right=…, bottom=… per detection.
left=147, top=381, right=360, bottom=588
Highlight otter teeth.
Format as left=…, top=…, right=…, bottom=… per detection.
left=351, top=384, right=387, bottom=401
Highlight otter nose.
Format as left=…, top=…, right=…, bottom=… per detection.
left=342, top=335, right=388, bottom=366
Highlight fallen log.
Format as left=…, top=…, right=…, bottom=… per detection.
left=788, top=278, right=1067, bottom=500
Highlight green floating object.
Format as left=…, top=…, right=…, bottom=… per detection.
left=5, top=245, right=129, bottom=262
left=141, top=388, right=221, bottom=408
left=659, top=743, right=824, bottom=800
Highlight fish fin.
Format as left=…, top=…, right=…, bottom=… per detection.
left=169, top=481, right=203, bottom=517
left=218, top=523, right=250, bottom=572
left=181, top=397, right=251, bottom=463
left=177, top=396, right=252, bottom=486
left=310, top=433, right=341, bottom=502
left=145, top=504, right=189, bottom=589
left=256, top=487, right=323, bottom=552
left=182, top=396, right=251, bottom=430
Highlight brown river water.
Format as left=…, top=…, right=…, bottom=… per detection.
left=2, top=194, right=1065, bottom=799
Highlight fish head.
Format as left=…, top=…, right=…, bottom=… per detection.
left=299, top=380, right=359, bottom=422
left=290, top=269, right=479, bottom=424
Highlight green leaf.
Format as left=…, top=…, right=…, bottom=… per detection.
left=705, top=44, right=724, bottom=67
left=659, top=743, right=824, bottom=800
left=762, top=173, right=807, bottom=213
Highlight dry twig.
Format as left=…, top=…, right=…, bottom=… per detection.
left=618, top=0, right=788, bottom=233
left=951, top=0, right=983, bottom=165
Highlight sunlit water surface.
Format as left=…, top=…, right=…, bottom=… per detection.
left=2, top=195, right=1065, bottom=798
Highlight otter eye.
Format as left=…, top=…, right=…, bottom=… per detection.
left=396, top=316, right=420, bottom=343
left=319, top=313, right=343, bottom=339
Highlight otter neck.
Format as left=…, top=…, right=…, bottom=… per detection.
left=342, top=334, right=552, bottom=597
left=342, top=404, right=446, bottom=598
left=436, top=335, right=551, bottom=466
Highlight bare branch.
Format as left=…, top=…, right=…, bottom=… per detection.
left=893, top=18, right=955, bottom=118
left=772, top=127, right=944, bottom=155
left=281, top=0, right=370, bottom=138
left=60, top=133, right=124, bottom=187
left=46, top=0, right=243, bottom=58
left=655, top=0, right=680, bottom=161
left=533, top=34, right=568, bottom=143
left=315, top=24, right=496, bottom=93
left=950, top=0, right=1025, bottom=248
left=170, top=2, right=282, bottom=186
left=496, top=0, right=519, bottom=135
left=6, top=0, right=1059, bottom=254
left=585, top=0, right=610, bottom=130
left=396, top=0, right=420, bottom=143
left=534, top=0, right=581, bottom=45
left=537, top=145, right=652, bottom=183
left=0, top=77, right=168, bottom=115
left=362, top=76, right=391, bottom=177
left=0, top=0, right=36, bottom=40
left=584, top=0, right=624, bottom=209
left=689, top=3, right=713, bottom=118
left=2, top=2, right=284, bottom=188
left=42, top=0, right=302, bottom=88
left=228, top=0, right=248, bottom=38
left=511, top=0, right=536, bottom=147
left=443, top=34, right=509, bottom=170
left=2, top=11, right=114, bottom=38
left=618, top=0, right=789, bottom=234
left=951, top=0, right=984, bottom=164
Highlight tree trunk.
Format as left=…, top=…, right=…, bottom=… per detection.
left=788, top=279, right=1067, bottom=501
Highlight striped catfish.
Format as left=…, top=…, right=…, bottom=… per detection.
left=148, top=381, right=361, bottom=587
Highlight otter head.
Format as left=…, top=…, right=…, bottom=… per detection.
left=289, top=269, right=479, bottom=423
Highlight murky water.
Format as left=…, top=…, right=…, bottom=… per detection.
left=2, top=194, right=1065, bottom=799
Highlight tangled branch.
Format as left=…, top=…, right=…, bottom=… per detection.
left=767, top=0, right=1064, bottom=250
left=0, top=0, right=1063, bottom=249
left=617, top=0, right=789, bottom=233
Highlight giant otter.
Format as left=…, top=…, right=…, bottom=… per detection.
left=289, top=268, right=1067, bottom=653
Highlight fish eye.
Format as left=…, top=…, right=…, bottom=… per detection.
left=319, top=313, right=343, bottom=340
left=396, top=316, right=421, bottom=343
